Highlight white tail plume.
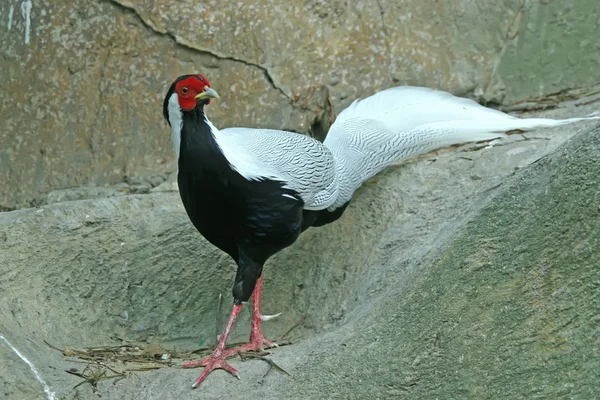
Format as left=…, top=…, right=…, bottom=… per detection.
left=324, top=86, right=599, bottom=210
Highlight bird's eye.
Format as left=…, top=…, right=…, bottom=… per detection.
left=181, top=87, right=189, bottom=94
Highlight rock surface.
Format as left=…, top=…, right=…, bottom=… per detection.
left=1, top=0, right=599, bottom=209
left=1, top=102, right=598, bottom=399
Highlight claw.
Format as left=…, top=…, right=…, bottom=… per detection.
left=260, top=312, right=282, bottom=322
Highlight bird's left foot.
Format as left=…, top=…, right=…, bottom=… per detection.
left=233, top=331, right=278, bottom=353
left=228, top=310, right=280, bottom=353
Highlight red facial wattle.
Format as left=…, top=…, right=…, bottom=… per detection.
left=175, top=74, right=212, bottom=111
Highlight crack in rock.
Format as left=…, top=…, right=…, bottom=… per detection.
left=107, top=0, right=292, bottom=101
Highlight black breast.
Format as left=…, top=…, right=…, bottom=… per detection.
left=176, top=107, right=308, bottom=302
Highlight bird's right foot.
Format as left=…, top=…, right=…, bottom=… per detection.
left=183, top=350, right=240, bottom=388
left=184, top=303, right=244, bottom=389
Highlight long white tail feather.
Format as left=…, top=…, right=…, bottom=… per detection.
left=334, top=87, right=515, bottom=131
left=324, top=86, right=599, bottom=210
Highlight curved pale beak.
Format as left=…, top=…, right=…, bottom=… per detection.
left=195, top=87, right=220, bottom=102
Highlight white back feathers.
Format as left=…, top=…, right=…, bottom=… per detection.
left=217, top=127, right=339, bottom=210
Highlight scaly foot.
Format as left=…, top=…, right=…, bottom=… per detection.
left=184, top=349, right=240, bottom=388
left=182, top=332, right=277, bottom=370
left=184, top=275, right=280, bottom=388
left=233, top=331, right=278, bottom=353
left=183, top=304, right=243, bottom=388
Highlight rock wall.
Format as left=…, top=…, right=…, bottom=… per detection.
left=1, top=0, right=599, bottom=210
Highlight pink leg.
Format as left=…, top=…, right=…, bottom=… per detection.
left=244, top=274, right=279, bottom=349
left=182, top=275, right=278, bottom=388
left=183, top=304, right=243, bottom=388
